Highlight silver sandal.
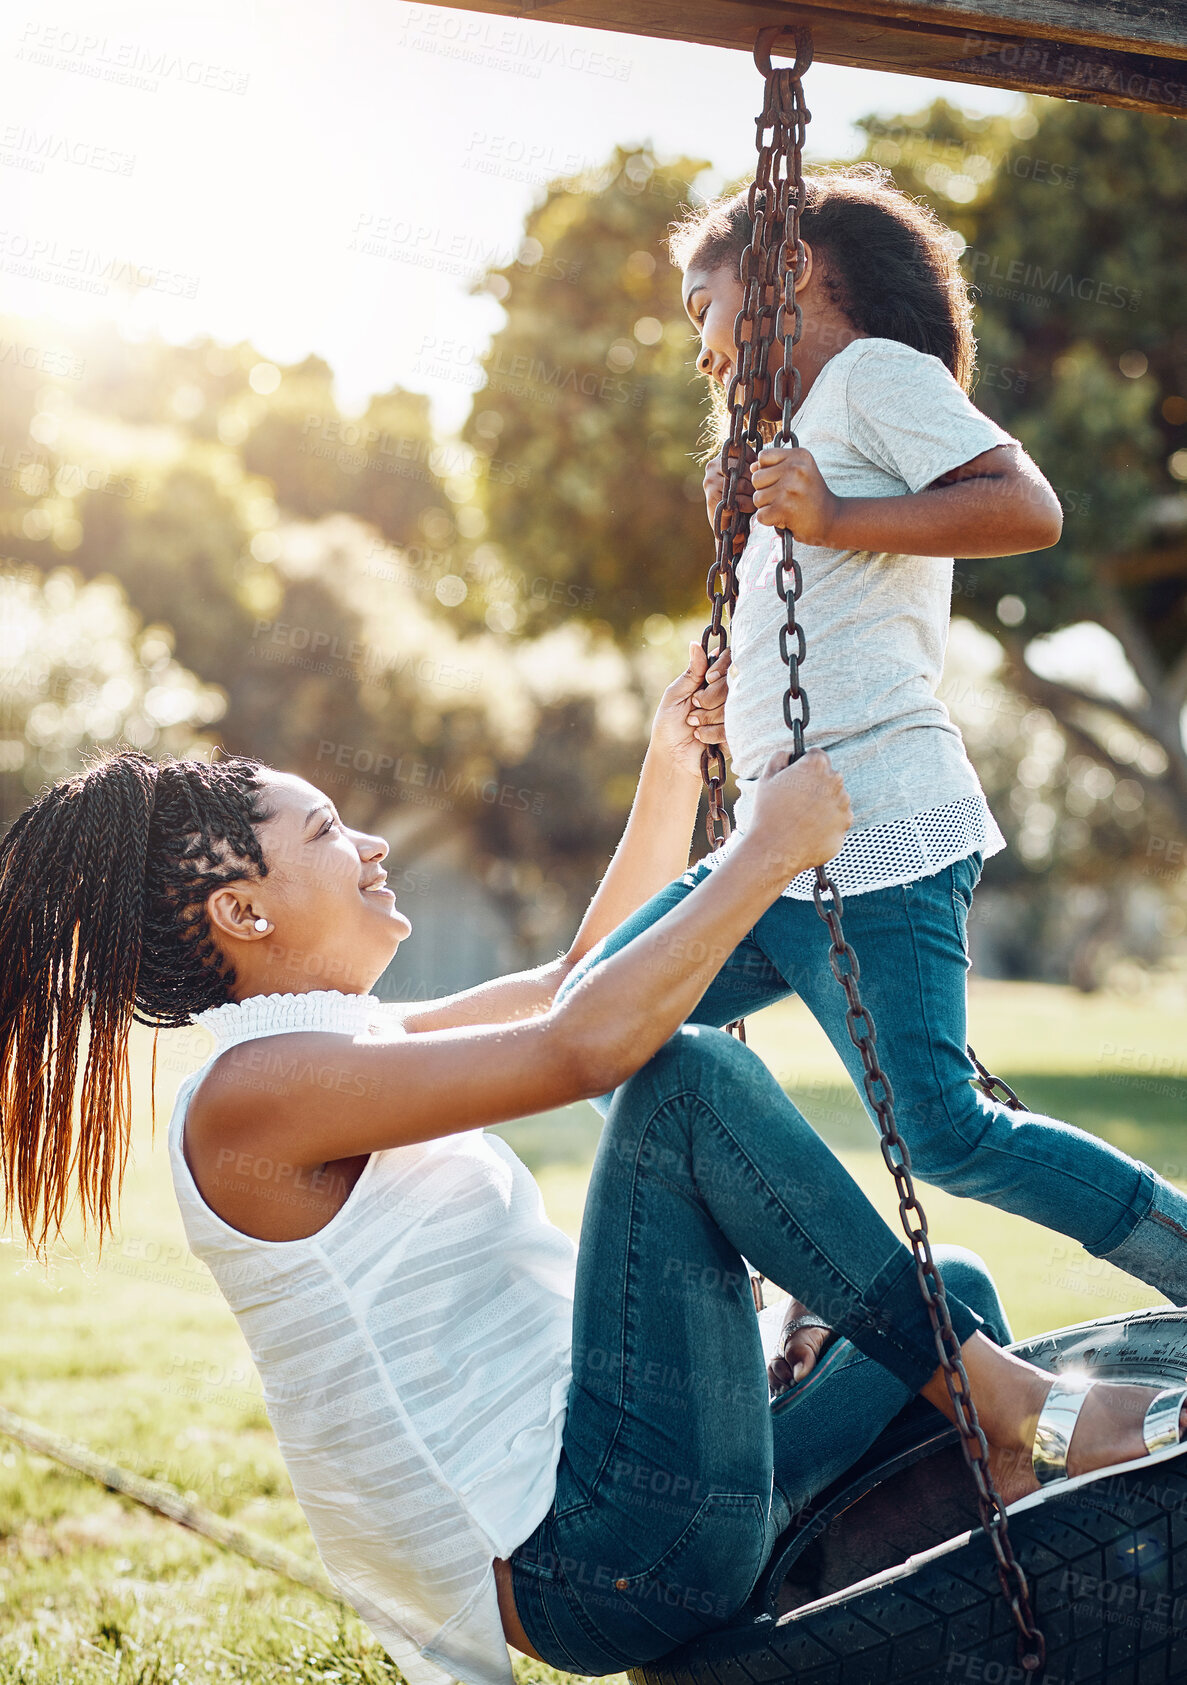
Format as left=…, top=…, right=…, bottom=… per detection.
left=1032, top=1374, right=1187, bottom=1485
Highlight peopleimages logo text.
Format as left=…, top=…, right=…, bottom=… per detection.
left=966, top=249, right=1139, bottom=310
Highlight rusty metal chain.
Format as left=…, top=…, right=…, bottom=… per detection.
left=698, top=23, right=805, bottom=1046
left=968, top=1044, right=1026, bottom=1111
left=695, top=25, right=1045, bottom=1674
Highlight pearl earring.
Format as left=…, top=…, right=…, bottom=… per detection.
left=253, top=917, right=269, bottom=932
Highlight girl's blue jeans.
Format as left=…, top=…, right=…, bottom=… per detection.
left=565, top=851, right=1187, bottom=1296
left=509, top=1024, right=1007, bottom=1673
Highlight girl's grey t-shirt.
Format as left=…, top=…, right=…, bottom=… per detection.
left=726, top=336, right=1016, bottom=836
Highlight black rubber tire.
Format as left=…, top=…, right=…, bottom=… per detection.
left=630, top=1308, right=1187, bottom=1685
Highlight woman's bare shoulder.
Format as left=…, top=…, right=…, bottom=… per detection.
left=183, top=1032, right=378, bottom=1240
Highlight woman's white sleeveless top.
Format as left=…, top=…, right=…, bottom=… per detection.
left=167, top=990, right=577, bottom=1685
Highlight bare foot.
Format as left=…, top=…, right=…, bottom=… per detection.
left=987, top=1441, right=1039, bottom=1506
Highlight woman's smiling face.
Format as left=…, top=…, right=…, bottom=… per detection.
left=204, top=769, right=412, bottom=997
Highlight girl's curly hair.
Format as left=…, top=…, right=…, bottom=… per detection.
left=670, top=164, right=975, bottom=448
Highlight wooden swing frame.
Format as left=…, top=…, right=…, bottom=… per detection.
left=413, top=1, right=1187, bottom=120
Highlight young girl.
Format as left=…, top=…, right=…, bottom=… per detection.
left=563, top=165, right=1187, bottom=1354
left=3, top=679, right=1184, bottom=1685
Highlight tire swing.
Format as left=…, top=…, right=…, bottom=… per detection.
left=637, top=28, right=1187, bottom=1685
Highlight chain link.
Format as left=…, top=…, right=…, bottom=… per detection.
left=968, top=1043, right=1026, bottom=1111
left=696, top=25, right=1046, bottom=1672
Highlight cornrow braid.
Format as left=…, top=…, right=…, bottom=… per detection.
left=0, top=749, right=272, bottom=1256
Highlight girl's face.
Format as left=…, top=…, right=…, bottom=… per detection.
left=683, top=262, right=747, bottom=394
left=205, top=770, right=412, bottom=996
left=683, top=245, right=826, bottom=422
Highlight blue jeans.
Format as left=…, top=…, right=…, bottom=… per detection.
left=509, top=1025, right=1005, bottom=1673
left=561, top=852, right=1187, bottom=1298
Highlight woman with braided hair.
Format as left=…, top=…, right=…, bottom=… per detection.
left=2, top=652, right=1185, bottom=1685
left=0, top=751, right=275, bottom=1251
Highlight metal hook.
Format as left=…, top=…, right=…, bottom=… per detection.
left=753, top=23, right=814, bottom=80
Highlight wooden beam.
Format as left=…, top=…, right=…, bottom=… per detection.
left=414, top=1, right=1187, bottom=118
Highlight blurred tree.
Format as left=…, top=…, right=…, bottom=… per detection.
left=4, top=107, right=1184, bottom=985
left=940, top=618, right=1185, bottom=982
left=0, top=315, right=448, bottom=550
left=0, top=309, right=669, bottom=976
left=68, top=455, right=261, bottom=690
left=0, top=563, right=224, bottom=826
left=29, top=326, right=253, bottom=435
left=240, top=353, right=348, bottom=516
left=858, top=100, right=1187, bottom=855
left=341, top=386, right=452, bottom=547
left=241, top=359, right=447, bottom=545
left=460, top=146, right=715, bottom=637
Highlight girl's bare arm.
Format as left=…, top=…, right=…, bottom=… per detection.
left=750, top=442, right=1063, bottom=557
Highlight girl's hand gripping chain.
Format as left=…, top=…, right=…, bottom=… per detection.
left=751, top=445, right=840, bottom=545
left=703, top=449, right=755, bottom=529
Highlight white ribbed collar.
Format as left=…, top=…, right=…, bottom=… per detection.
left=196, top=989, right=382, bottom=1053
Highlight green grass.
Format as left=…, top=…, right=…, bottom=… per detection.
left=2, top=979, right=1185, bottom=1683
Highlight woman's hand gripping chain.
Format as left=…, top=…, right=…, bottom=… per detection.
left=650, top=642, right=731, bottom=780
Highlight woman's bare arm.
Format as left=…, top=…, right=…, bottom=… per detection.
left=190, top=750, right=849, bottom=1167
left=392, top=646, right=728, bottom=1034
left=384, top=957, right=572, bottom=1035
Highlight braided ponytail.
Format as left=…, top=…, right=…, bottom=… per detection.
left=0, top=750, right=272, bottom=1255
